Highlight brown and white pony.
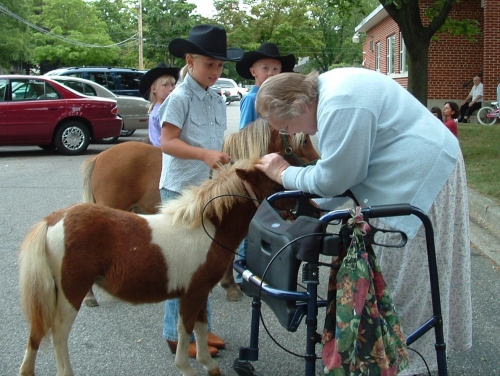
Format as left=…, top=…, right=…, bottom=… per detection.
left=18, top=159, right=290, bottom=376
left=81, top=118, right=319, bottom=304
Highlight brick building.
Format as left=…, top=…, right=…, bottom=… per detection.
left=354, top=0, right=500, bottom=108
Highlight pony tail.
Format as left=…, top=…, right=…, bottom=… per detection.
left=179, top=64, right=189, bottom=82
left=82, top=156, right=97, bottom=204
left=19, top=221, right=56, bottom=343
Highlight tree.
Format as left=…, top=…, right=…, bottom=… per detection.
left=306, top=0, right=379, bottom=72
left=91, top=0, right=139, bottom=68
left=29, top=0, right=120, bottom=69
left=211, top=0, right=322, bottom=83
left=0, top=0, right=34, bottom=71
left=381, top=0, right=479, bottom=105
left=142, top=0, right=197, bottom=68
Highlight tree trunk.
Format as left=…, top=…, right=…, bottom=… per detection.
left=407, top=39, right=430, bottom=106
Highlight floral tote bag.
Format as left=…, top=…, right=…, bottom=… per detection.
left=322, top=207, right=409, bottom=375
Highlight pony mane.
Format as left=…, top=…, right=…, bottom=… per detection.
left=222, top=118, right=306, bottom=160
left=159, top=159, right=256, bottom=228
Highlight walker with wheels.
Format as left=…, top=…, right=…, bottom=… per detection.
left=232, top=190, right=448, bottom=376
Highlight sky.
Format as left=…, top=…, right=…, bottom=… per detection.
left=189, top=0, right=216, bottom=17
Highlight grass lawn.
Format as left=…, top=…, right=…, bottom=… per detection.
left=459, top=123, right=500, bottom=201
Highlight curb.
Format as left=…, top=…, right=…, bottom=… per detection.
left=468, top=187, right=500, bottom=265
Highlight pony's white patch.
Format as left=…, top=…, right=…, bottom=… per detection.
left=45, top=219, right=66, bottom=286
left=145, top=214, right=216, bottom=292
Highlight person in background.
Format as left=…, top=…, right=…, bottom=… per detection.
left=236, top=42, right=295, bottom=130
left=430, top=106, right=443, bottom=120
left=458, top=75, right=483, bottom=123
left=233, top=42, right=295, bottom=286
left=158, top=24, right=243, bottom=358
left=254, top=69, right=472, bottom=376
left=139, top=63, right=180, bottom=147
left=443, top=101, right=460, bottom=137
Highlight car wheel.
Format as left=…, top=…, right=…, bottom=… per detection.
left=95, top=136, right=119, bottom=144
left=54, top=121, right=90, bottom=155
left=121, top=129, right=136, bottom=137
left=238, top=93, right=242, bottom=100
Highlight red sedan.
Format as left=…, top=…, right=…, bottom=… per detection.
left=0, top=75, right=122, bottom=155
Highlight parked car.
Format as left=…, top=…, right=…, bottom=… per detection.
left=44, top=67, right=145, bottom=97
left=50, top=76, right=149, bottom=137
left=214, top=78, right=241, bottom=102
left=0, top=75, right=122, bottom=155
left=211, top=86, right=231, bottom=105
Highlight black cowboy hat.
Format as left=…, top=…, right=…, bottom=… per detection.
left=236, top=42, right=296, bottom=80
left=139, top=62, right=180, bottom=98
left=168, top=24, right=243, bottom=62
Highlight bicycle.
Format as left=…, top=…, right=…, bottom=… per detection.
left=477, top=101, right=500, bottom=125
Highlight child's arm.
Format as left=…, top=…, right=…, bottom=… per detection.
left=161, top=122, right=231, bottom=169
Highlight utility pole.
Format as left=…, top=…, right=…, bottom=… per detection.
left=136, top=0, right=143, bottom=70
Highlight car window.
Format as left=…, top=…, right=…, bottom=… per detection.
left=117, top=72, right=142, bottom=91
left=59, top=80, right=97, bottom=96
left=11, top=79, right=61, bottom=101
left=88, top=72, right=116, bottom=91
left=66, top=72, right=84, bottom=78
left=216, top=79, right=237, bottom=89
left=0, top=79, right=6, bottom=101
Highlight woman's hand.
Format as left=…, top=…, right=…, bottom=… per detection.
left=255, top=153, right=291, bottom=184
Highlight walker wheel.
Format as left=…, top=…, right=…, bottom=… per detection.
left=233, top=359, right=264, bottom=376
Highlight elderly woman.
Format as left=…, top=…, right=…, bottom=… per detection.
left=255, top=68, right=472, bottom=376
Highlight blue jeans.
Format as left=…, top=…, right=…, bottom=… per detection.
left=235, top=238, right=248, bottom=284
left=160, top=188, right=212, bottom=342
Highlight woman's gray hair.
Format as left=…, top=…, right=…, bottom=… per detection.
left=256, top=71, right=319, bottom=120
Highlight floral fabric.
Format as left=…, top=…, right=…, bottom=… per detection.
left=322, top=207, right=409, bottom=375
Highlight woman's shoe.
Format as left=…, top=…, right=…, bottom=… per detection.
left=167, top=340, right=219, bottom=358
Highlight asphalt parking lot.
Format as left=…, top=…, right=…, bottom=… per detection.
left=1, top=103, right=499, bottom=375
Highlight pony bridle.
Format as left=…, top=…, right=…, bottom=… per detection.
left=280, top=133, right=318, bottom=166
left=242, top=180, right=260, bottom=207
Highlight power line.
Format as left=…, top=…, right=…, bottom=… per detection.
left=0, top=4, right=137, bottom=48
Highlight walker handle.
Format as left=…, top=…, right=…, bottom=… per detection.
left=365, top=203, right=413, bottom=218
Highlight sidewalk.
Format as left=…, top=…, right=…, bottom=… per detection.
left=468, top=187, right=500, bottom=265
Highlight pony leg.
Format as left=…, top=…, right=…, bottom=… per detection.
left=52, top=296, right=79, bottom=376
left=19, top=336, right=40, bottom=376
left=219, top=254, right=243, bottom=302
left=83, top=287, right=99, bottom=307
left=174, top=321, right=197, bottom=376
left=193, top=322, right=221, bottom=376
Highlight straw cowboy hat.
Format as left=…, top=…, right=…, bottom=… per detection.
left=236, top=42, right=296, bottom=80
left=139, top=62, right=180, bottom=98
left=168, top=24, right=243, bottom=62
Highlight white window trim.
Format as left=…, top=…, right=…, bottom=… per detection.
left=400, top=33, right=408, bottom=74
left=375, top=42, right=381, bottom=72
left=387, top=35, right=395, bottom=75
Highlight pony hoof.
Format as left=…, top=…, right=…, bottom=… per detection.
left=208, top=367, right=223, bottom=376
left=84, top=297, right=99, bottom=307
left=225, top=287, right=243, bottom=302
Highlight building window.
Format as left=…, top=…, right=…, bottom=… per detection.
left=400, top=33, right=408, bottom=73
left=387, top=35, right=395, bottom=74
left=375, top=42, right=381, bottom=72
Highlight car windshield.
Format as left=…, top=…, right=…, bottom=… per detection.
left=216, top=81, right=234, bottom=88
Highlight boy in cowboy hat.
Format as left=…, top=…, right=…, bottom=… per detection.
left=236, top=42, right=296, bottom=129
left=139, top=63, right=180, bottom=147
left=158, top=24, right=243, bottom=358
left=233, top=42, right=295, bottom=287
